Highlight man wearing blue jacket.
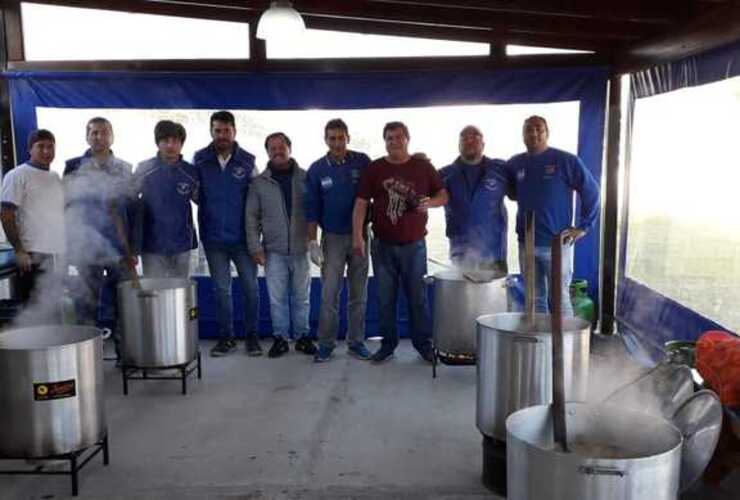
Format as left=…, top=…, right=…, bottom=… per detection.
left=440, top=125, right=509, bottom=274
left=64, top=117, right=134, bottom=358
left=133, top=120, right=199, bottom=278
left=305, top=119, right=372, bottom=362
left=506, top=115, right=599, bottom=315
left=194, top=111, right=262, bottom=358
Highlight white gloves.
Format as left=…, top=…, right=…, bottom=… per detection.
left=308, top=240, right=324, bottom=267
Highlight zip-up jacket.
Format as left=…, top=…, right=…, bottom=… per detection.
left=64, top=150, right=133, bottom=260
left=193, top=142, right=256, bottom=247
left=245, top=159, right=308, bottom=256
left=132, top=155, right=199, bottom=255
left=440, top=156, right=510, bottom=262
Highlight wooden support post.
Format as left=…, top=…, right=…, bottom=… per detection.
left=599, top=73, right=622, bottom=335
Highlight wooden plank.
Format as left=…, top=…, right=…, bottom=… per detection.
left=3, top=0, right=24, bottom=61
left=303, top=16, right=609, bottom=51
left=62, top=0, right=660, bottom=39
left=6, top=52, right=606, bottom=73
left=23, top=0, right=258, bottom=23
left=618, top=3, right=740, bottom=70
left=599, top=73, right=622, bottom=335
left=251, top=0, right=661, bottom=40
left=364, top=0, right=684, bottom=23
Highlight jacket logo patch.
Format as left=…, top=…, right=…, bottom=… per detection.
left=483, top=179, right=499, bottom=191
left=177, top=181, right=192, bottom=196
left=544, top=164, right=557, bottom=175
left=320, top=176, right=334, bottom=190
left=516, top=168, right=526, bottom=182
left=232, top=166, right=247, bottom=180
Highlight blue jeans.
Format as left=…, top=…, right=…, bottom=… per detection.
left=371, top=239, right=432, bottom=352
left=204, top=245, right=260, bottom=341
left=265, top=252, right=310, bottom=340
left=518, top=243, right=574, bottom=316
left=317, top=233, right=369, bottom=349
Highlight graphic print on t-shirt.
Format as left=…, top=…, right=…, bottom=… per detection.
left=382, top=177, right=420, bottom=225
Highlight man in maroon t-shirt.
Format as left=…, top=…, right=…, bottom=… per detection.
left=352, top=121, right=448, bottom=363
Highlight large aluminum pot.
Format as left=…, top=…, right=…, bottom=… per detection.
left=0, top=325, right=105, bottom=457
left=476, top=312, right=590, bottom=440
left=506, top=402, right=682, bottom=500
left=430, top=270, right=508, bottom=359
left=119, top=278, right=198, bottom=368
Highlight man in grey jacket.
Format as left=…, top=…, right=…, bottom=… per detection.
left=246, top=132, right=316, bottom=358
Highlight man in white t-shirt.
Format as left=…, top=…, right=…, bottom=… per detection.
left=0, top=129, right=65, bottom=305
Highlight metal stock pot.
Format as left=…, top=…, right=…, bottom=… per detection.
left=429, top=269, right=508, bottom=361
left=506, top=402, right=683, bottom=500
left=0, top=325, right=105, bottom=457
left=119, top=278, right=198, bottom=368
left=476, top=312, right=590, bottom=440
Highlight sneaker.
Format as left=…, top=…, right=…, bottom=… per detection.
left=210, top=338, right=237, bottom=357
left=245, top=336, right=263, bottom=357
left=347, top=342, right=371, bottom=360
left=268, top=338, right=289, bottom=358
left=314, top=345, right=334, bottom=363
left=295, top=337, right=318, bottom=355
left=370, top=346, right=395, bottom=364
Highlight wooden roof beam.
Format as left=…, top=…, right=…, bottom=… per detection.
left=164, top=0, right=661, bottom=40
left=618, top=3, right=740, bottom=71
left=364, top=0, right=686, bottom=24
left=303, top=16, right=606, bottom=52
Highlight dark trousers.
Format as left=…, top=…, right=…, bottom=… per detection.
left=14, top=253, right=54, bottom=304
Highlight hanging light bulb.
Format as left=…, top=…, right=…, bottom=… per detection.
left=256, top=1, right=306, bottom=40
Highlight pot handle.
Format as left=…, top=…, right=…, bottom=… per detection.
left=512, top=336, right=539, bottom=344
left=578, top=466, right=627, bottom=478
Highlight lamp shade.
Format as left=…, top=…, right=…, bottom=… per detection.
left=256, top=1, right=306, bottom=40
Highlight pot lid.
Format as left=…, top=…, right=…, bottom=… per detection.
left=603, top=363, right=694, bottom=420
left=673, top=389, right=723, bottom=492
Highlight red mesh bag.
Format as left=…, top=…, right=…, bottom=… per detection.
left=696, top=330, right=740, bottom=408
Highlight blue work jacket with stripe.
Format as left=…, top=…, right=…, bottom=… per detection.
left=440, top=156, right=510, bottom=262
left=193, top=142, right=257, bottom=247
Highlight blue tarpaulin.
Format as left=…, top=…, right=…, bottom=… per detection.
left=2, top=66, right=608, bottom=337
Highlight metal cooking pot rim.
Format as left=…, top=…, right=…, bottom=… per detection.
left=118, top=277, right=195, bottom=291
left=0, top=325, right=101, bottom=350
left=477, top=312, right=590, bottom=335
left=433, top=269, right=505, bottom=281
left=507, top=402, right=683, bottom=460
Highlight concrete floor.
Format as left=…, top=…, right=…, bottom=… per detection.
left=1, top=339, right=496, bottom=499
left=2, top=335, right=738, bottom=499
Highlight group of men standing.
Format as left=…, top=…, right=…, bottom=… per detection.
left=0, top=111, right=599, bottom=365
